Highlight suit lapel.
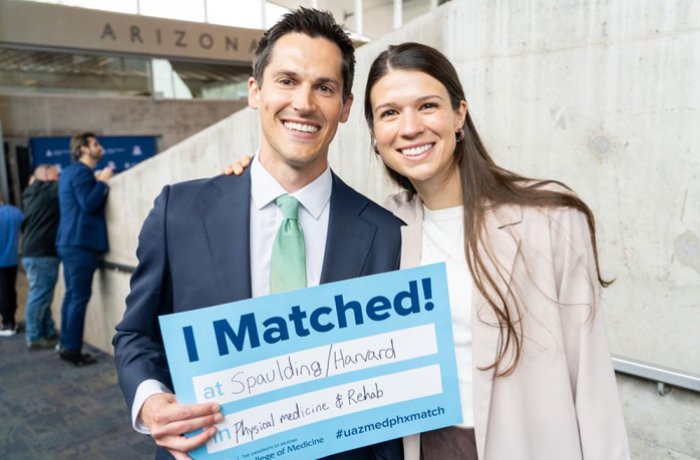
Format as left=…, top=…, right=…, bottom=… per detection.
left=320, top=173, right=376, bottom=284
left=199, top=169, right=252, bottom=301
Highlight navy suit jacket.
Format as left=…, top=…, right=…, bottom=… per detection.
left=114, top=168, right=403, bottom=460
left=56, top=162, right=109, bottom=252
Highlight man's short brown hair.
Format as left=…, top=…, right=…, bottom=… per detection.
left=70, top=132, right=97, bottom=161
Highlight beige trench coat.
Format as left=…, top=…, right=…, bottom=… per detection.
left=385, top=192, right=629, bottom=460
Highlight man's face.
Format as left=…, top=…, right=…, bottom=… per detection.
left=45, top=166, right=59, bottom=181
left=84, top=137, right=104, bottom=161
left=248, top=33, right=353, bottom=187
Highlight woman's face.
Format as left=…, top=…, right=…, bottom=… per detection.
left=370, top=69, right=467, bottom=192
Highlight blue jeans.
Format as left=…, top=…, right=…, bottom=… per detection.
left=23, top=257, right=59, bottom=344
left=57, top=247, right=99, bottom=353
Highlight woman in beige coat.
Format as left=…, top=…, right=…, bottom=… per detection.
left=364, top=43, right=629, bottom=459
left=227, top=42, right=629, bottom=460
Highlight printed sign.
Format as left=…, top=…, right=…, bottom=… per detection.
left=159, top=264, right=462, bottom=460
left=28, top=135, right=157, bottom=174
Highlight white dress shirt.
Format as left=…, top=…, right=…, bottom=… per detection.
left=249, top=154, right=331, bottom=296
left=131, top=154, right=332, bottom=432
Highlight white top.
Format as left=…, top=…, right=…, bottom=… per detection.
left=419, top=205, right=474, bottom=428
left=130, top=154, right=332, bottom=432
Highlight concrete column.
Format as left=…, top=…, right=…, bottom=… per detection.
left=393, top=0, right=402, bottom=29
left=261, top=0, right=266, bottom=28
left=355, top=0, right=364, bottom=37
left=0, top=121, right=8, bottom=204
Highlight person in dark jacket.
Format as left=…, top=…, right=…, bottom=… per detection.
left=56, top=133, right=112, bottom=365
left=22, top=164, right=61, bottom=349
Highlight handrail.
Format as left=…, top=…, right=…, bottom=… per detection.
left=99, top=260, right=136, bottom=273
left=613, top=356, right=700, bottom=395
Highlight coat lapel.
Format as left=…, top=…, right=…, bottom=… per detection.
left=387, top=193, right=526, bottom=457
left=471, top=203, right=523, bottom=457
left=397, top=195, right=424, bottom=269
left=199, top=169, right=252, bottom=302
left=381, top=192, right=424, bottom=269
left=320, top=173, right=376, bottom=283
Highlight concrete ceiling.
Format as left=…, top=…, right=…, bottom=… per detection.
left=0, top=47, right=250, bottom=96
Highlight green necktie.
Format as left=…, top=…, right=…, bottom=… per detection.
left=270, top=194, right=307, bottom=293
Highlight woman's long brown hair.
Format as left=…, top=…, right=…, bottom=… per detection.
left=364, top=43, right=612, bottom=376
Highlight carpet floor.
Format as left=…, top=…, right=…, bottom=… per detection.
left=0, top=331, right=155, bottom=459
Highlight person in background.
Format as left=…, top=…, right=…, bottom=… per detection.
left=0, top=197, right=23, bottom=336
left=22, top=164, right=61, bottom=350
left=56, top=132, right=112, bottom=365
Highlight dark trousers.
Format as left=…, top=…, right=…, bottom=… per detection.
left=57, top=247, right=99, bottom=353
left=0, top=265, right=18, bottom=327
left=421, top=427, right=478, bottom=460
left=323, top=438, right=403, bottom=460
left=155, top=438, right=403, bottom=460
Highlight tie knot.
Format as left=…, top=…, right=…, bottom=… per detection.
left=276, top=194, right=300, bottom=220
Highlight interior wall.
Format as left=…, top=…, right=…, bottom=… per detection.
left=0, top=92, right=245, bottom=152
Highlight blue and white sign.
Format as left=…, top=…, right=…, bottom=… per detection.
left=159, top=264, right=462, bottom=460
left=28, top=135, right=157, bottom=173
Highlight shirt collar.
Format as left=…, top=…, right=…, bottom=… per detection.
left=250, top=153, right=332, bottom=220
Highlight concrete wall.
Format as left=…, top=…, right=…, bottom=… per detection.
left=0, top=92, right=246, bottom=151
left=55, top=0, right=699, bottom=457
left=618, top=374, right=700, bottom=459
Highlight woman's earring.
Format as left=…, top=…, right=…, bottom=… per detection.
left=373, top=141, right=380, bottom=154
left=456, top=129, right=465, bottom=143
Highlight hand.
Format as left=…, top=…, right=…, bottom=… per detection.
left=222, top=155, right=252, bottom=176
left=141, top=393, right=223, bottom=460
left=97, top=167, right=114, bottom=182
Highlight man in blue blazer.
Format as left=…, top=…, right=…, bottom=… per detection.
left=113, top=8, right=403, bottom=460
left=56, top=132, right=112, bottom=365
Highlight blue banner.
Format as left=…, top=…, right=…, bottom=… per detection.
left=28, top=135, right=157, bottom=174
left=159, top=263, right=462, bottom=460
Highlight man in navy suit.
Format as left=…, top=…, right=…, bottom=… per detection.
left=56, top=132, right=112, bottom=365
left=113, top=8, right=403, bottom=460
